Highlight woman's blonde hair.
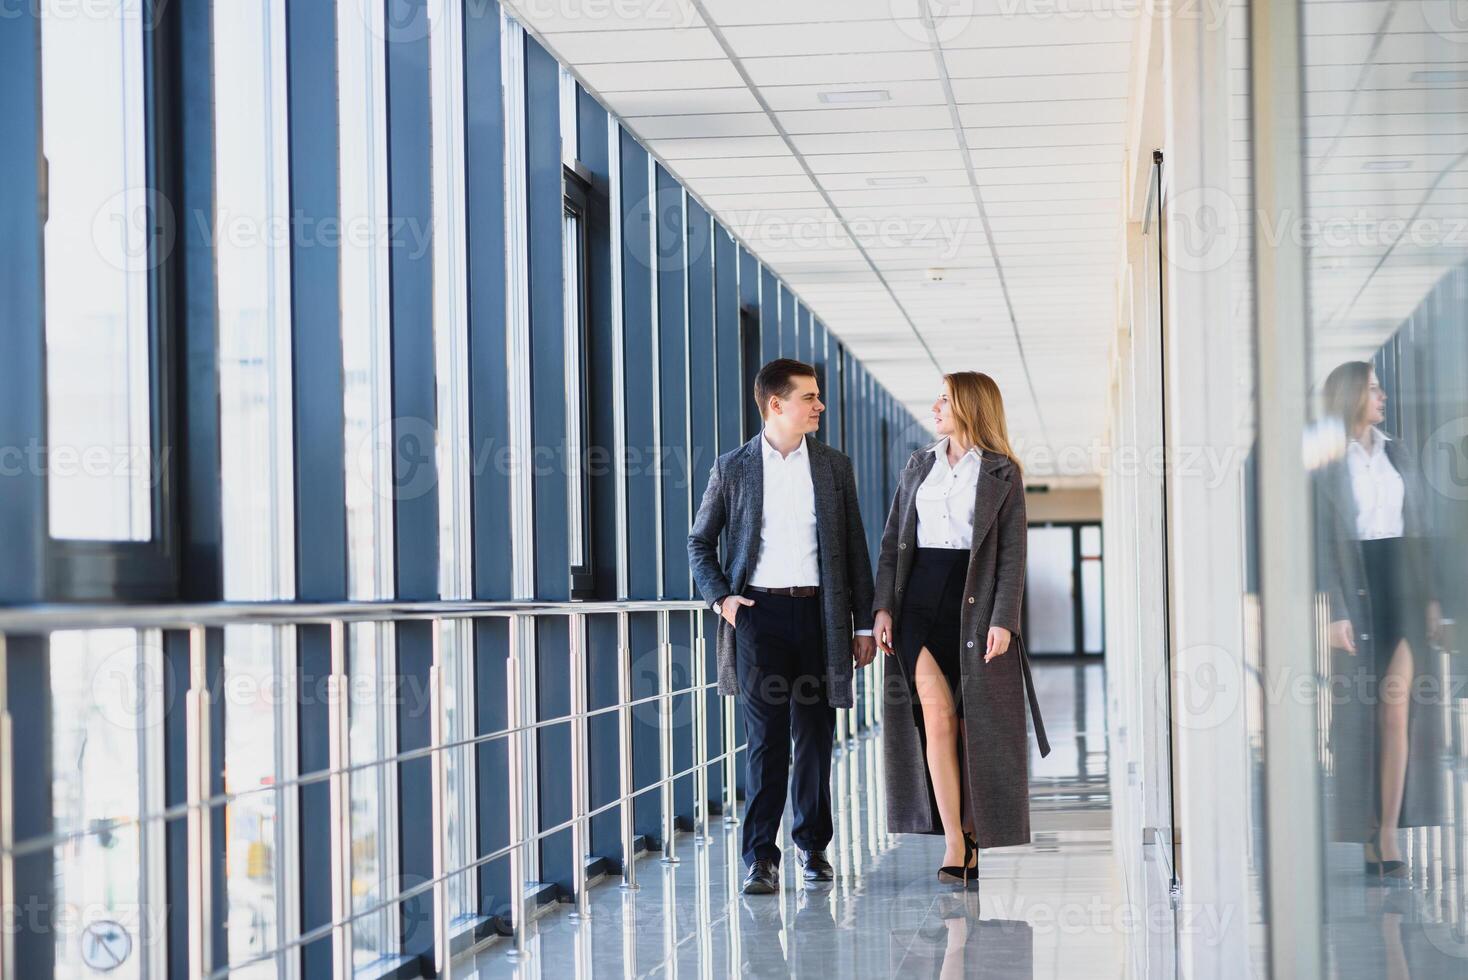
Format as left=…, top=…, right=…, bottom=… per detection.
left=943, top=371, right=1022, bottom=476
left=1321, top=360, right=1373, bottom=433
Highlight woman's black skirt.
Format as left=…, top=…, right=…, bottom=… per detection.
left=1361, top=536, right=1427, bottom=673
left=896, top=546, right=971, bottom=725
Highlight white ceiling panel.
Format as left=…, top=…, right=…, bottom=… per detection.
left=791, top=130, right=961, bottom=154
left=775, top=105, right=957, bottom=134
left=695, top=0, right=913, bottom=26
left=804, top=149, right=968, bottom=173
left=720, top=21, right=932, bottom=58
left=625, top=112, right=776, bottom=139
left=950, top=73, right=1130, bottom=103
left=761, top=78, right=950, bottom=112
left=652, top=135, right=790, bottom=158
left=942, top=42, right=1132, bottom=78
left=611, top=87, right=763, bottom=115
left=576, top=58, right=743, bottom=91
left=740, top=51, right=941, bottom=86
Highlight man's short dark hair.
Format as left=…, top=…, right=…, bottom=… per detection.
left=753, top=358, right=818, bottom=419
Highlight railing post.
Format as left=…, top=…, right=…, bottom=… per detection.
left=568, top=613, right=591, bottom=919
left=428, top=621, right=452, bottom=978
left=617, top=612, right=639, bottom=890
left=722, top=691, right=739, bottom=827
left=692, top=613, right=708, bottom=843
left=327, top=622, right=353, bottom=980
left=0, top=633, right=11, bottom=980
left=505, top=616, right=529, bottom=958
left=658, top=610, right=679, bottom=865
left=185, top=626, right=212, bottom=980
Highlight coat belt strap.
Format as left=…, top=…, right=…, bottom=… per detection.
left=1018, top=642, right=1051, bottom=758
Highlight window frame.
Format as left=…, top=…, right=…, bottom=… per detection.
left=563, top=161, right=597, bottom=598
left=42, top=0, right=181, bottom=602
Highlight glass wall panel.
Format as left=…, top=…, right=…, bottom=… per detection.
left=340, top=0, right=397, bottom=604
left=348, top=620, right=397, bottom=969
left=1296, top=5, right=1468, bottom=975
left=215, top=0, right=295, bottom=602
left=221, top=625, right=292, bottom=977
left=49, top=629, right=161, bottom=978
left=41, top=1, right=152, bottom=542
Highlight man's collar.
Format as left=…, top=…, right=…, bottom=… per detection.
left=761, top=430, right=807, bottom=459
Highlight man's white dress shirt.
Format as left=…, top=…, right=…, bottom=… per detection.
left=718, top=431, right=871, bottom=636
left=748, top=433, right=820, bottom=588
left=915, top=437, right=983, bottom=549
left=1346, top=426, right=1405, bottom=540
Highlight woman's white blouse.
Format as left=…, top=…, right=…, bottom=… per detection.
left=915, top=438, right=983, bottom=549
left=1346, top=427, right=1405, bottom=540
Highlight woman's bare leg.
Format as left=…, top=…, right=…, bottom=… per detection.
left=915, top=647, right=966, bottom=867
left=1375, top=637, right=1413, bottom=863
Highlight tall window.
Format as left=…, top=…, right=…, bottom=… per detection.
left=41, top=0, right=177, bottom=599
left=564, top=165, right=595, bottom=596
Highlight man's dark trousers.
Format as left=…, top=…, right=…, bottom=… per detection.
left=733, top=590, right=836, bottom=869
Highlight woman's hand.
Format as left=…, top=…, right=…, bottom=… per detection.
left=1328, top=619, right=1357, bottom=654
left=874, top=609, right=895, bottom=656
left=984, top=626, right=1011, bottom=662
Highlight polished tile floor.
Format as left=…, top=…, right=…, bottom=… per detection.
left=464, top=660, right=1125, bottom=979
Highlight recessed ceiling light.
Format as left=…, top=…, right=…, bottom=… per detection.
left=1361, top=159, right=1412, bottom=171
left=1408, top=69, right=1468, bottom=85
left=866, top=175, right=928, bottom=187
left=818, top=89, right=891, bottom=104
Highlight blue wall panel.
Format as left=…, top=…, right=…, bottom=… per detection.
left=760, top=267, right=779, bottom=367
left=621, top=132, right=659, bottom=601
left=656, top=167, right=691, bottom=601
left=463, top=4, right=512, bottom=919
left=0, top=9, right=46, bottom=604
left=524, top=36, right=574, bottom=894
left=384, top=0, right=437, bottom=961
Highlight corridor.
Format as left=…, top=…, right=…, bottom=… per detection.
left=8, top=0, right=1468, bottom=977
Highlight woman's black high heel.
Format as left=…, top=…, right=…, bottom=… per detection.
left=937, top=832, right=978, bottom=885
left=1364, top=826, right=1407, bottom=880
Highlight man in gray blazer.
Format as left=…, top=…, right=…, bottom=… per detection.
left=688, top=358, right=877, bottom=894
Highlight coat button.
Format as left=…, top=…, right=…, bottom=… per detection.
left=899, top=542, right=906, bottom=550
left=966, top=641, right=975, bottom=649
left=1359, top=632, right=1370, bottom=641
left=967, top=596, right=975, bottom=604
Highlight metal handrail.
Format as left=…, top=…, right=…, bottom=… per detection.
left=0, top=597, right=708, bottom=633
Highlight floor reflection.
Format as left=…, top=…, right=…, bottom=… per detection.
left=464, top=661, right=1122, bottom=979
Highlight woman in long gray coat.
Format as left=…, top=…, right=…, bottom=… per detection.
left=872, top=372, right=1050, bottom=884
left=1314, top=361, right=1444, bottom=879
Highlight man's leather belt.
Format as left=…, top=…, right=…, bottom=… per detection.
left=749, top=585, right=820, bottom=598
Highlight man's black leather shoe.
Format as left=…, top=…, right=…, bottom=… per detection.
left=742, top=859, right=779, bottom=895
left=796, top=848, right=833, bottom=882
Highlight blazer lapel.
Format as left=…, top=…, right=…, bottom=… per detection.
left=970, top=452, right=1012, bottom=552
left=900, top=448, right=938, bottom=546
left=808, top=438, right=836, bottom=558
left=741, top=435, right=764, bottom=569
